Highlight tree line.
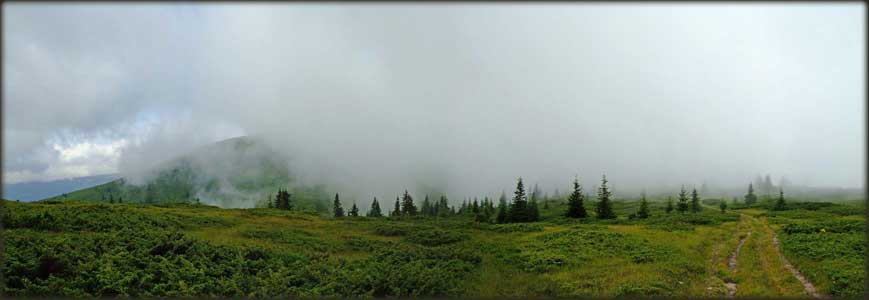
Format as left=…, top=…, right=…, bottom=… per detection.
left=267, top=175, right=790, bottom=222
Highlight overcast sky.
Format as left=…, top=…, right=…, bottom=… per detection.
left=2, top=3, right=865, bottom=198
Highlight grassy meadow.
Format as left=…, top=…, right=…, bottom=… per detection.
left=1, top=196, right=864, bottom=298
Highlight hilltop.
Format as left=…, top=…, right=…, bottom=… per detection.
left=43, top=136, right=330, bottom=211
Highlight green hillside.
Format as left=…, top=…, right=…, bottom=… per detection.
left=44, top=136, right=330, bottom=212
left=2, top=196, right=863, bottom=297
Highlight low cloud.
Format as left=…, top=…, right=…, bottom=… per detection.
left=3, top=3, right=865, bottom=203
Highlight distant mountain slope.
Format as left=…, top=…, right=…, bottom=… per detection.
left=3, top=174, right=120, bottom=201
left=44, top=136, right=330, bottom=211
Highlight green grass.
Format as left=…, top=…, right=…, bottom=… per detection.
left=1, top=197, right=863, bottom=297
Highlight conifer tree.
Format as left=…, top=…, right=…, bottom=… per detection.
left=401, top=190, right=417, bottom=216
left=496, top=192, right=509, bottom=223
left=267, top=193, right=274, bottom=208
left=349, top=202, right=359, bottom=217
left=109, top=194, right=115, bottom=204
left=691, top=187, right=701, bottom=213
left=637, top=191, right=650, bottom=219
left=472, top=198, right=480, bottom=214
left=392, top=197, right=401, bottom=217
left=530, top=197, right=540, bottom=221
left=420, top=195, right=431, bottom=216
left=508, top=177, right=533, bottom=222
left=773, top=188, right=786, bottom=211
left=437, top=195, right=450, bottom=217
left=744, top=183, right=758, bottom=205
left=677, top=186, right=689, bottom=213
left=665, top=196, right=674, bottom=213
left=485, top=197, right=495, bottom=219
left=368, top=197, right=383, bottom=217
left=719, top=200, right=727, bottom=213
left=565, top=176, right=587, bottom=218
left=333, top=193, right=344, bottom=217
left=595, top=175, right=616, bottom=219
left=118, top=197, right=123, bottom=203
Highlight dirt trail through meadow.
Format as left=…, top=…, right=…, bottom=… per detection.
left=722, top=213, right=824, bottom=298
left=724, top=229, right=751, bottom=296
left=771, top=232, right=823, bottom=298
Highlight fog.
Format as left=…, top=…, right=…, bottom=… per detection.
left=3, top=3, right=865, bottom=205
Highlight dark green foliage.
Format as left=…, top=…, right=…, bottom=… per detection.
left=367, top=197, right=382, bottom=217
left=2, top=201, right=481, bottom=297
left=274, top=189, right=292, bottom=210
left=420, top=195, right=433, bottom=216
left=507, top=178, right=538, bottom=223
left=744, top=183, right=758, bottom=205
left=665, top=196, right=674, bottom=213
left=391, top=198, right=401, bottom=217
left=676, top=186, right=689, bottom=213
left=690, top=188, right=701, bottom=213
left=637, top=192, right=650, bottom=219
left=565, top=177, right=587, bottom=219
left=333, top=193, right=344, bottom=218
left=405, top=229, right=469, bottom=246
left=349, top=202, right=359, bottom=217
left=520, top=229, right=674, bottom=272
left=496, top=192, right=508, bottom=224
left=778, top=219, right=865, bottom=296
left=719, top=200, right=727, bottom=213
left=436, top=195, right=450, bottom=217
left=773, top=188, right=786, bottom=211
left=594, top=175, right=616, bottom=219
left=401, top=190, right=418, bottom=216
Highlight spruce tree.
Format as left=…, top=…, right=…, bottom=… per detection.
left=496, top=192, right=509, bottom=223
left=267, top=193, right=274, bottom=208
left=368, top=197, right=383, bottom=217
left=665, top=196, right=674, bottom=213
left=719, top=200, right=727, bottom=213
left=595, top=175, right=616, bottom=219
left=531, top=183, right=542, bottom=202
left=437, top=195, right=450, bottom=217
left=677, top=186, right=689, bottom=213
left=565, top=176, right=587, bottom=218
left=637, top=191, right=650, bottom=219
left=744, top=183, right=758, bottom=206
left=401, top=190, right=417, bottom=216
left=530, top=197, right=540, bottom=221
left=349, top=202, right=359, bottom=217
left=691, top=187, right=701, bottom=213
left=333, top=193, right=345, bottom=217
left=392, top=197, right=401, bottom=217
left=509, top=177, right=532, bottom=222
left=421, top=195, right=432, bottom=216
left=773, top=188, right=786, bottom=211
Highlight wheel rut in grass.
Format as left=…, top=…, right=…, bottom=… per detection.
left=772, top=232, right=823, bottom=298
left=724, top=230, right=752, bottom=296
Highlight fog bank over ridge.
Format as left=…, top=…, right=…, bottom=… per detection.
left=3, top=3, right=865, bottom=204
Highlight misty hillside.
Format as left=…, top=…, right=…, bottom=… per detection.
left=3, top=174, right=120, bottom=201
left=43, top=136, right=330, bottom=211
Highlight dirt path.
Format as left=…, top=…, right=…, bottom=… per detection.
left=723, top=212, right=824, bottom=298
left=772, top=233, right=823, bottom=298
left=724, top=230, right=751, bottom=296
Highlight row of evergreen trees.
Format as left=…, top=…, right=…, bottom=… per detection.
left=278, top=175, right=790, bottom=221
